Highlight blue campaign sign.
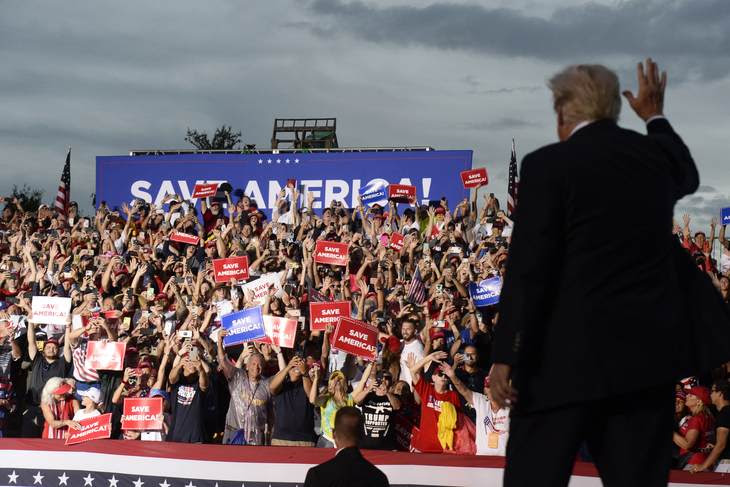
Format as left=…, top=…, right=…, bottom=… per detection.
left=221, top=306, right=265, bottom=346
left=722, top=207, right=730, bottom=226
left=359, top=179, right=389, bottom=207
left=468, top=277, right=503, bottom=307
left=96, top=151, right=472, bottom=218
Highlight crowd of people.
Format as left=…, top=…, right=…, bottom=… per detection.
left=0, top=186, right=727, bottom=470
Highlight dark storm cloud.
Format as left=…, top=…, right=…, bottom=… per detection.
left=308, top=0, right=730, bottom=80
left=458, top=117, right=540, bottom=131
left=677, top=192, right=730, bottom=227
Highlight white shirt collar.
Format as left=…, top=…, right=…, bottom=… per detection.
left=569, top=119, right=594, bottom=138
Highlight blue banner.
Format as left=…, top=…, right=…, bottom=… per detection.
left=468, top=277, right=503, bottom=307
left=723, top=207, right=730, bottom=226
left=221, top=306, right=265, bottom=346
left=96, top=151, right=472, bottom=217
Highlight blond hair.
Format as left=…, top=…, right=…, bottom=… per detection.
left=41, top=377, right=73, bottom=406
left=548, top=65, right=621, bottom=124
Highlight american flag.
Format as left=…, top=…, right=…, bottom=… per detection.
left=406, top=265, right=426, bottom=305
left=307, top=285, right=331, bottom=303
left=54, top=148, right=71, bottom=216
left=507, top=138, right=518, bottom=216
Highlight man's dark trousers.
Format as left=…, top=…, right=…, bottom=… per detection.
left=504, top=384, right=675, bottom=487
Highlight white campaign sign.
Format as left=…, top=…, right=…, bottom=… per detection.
left=240, top=272, right=284, bottom=305
left=31, top=296, right=72, bottom=326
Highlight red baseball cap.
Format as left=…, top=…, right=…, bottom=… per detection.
left=52, top=383, right=73, bottom=396
left=689, top=386, right=711, bottom=406
left=385, top=335, right=402, bottom=354
left=429, top=328, right=445, bottom=341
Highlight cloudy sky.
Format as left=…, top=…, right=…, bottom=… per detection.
left=1, top=0, right=728, bottom=230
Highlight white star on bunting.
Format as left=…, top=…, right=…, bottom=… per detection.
left=7, top=470, right=18, bottom=484
left=32, top=471, right=43, bottom=485
left=159, top=480, right=171, bottom=487
left=267, top=159, right=272, bottom=164
left=83, top=473, right=95, bottom=486
left=184, top=482, right=196, bottom=487
left=58, top=473, right=69, bottom=485
left=294, top=158, right=299, bottom=163
left=276, top=159, right=281, bottom=163
left=258, top=159, right=263, bottom=164
left=285, top=159, right=290, bottom=164
left=133, top=478, right=145, bottom=487
left=108, top=475, right=119, bottom=487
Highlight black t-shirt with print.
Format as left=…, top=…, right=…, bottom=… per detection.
left=359, top=391, right=395, bottom=450
left=168, top=376, right=205, bottom=443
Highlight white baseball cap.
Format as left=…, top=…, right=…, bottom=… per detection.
left=79, top=387, right=101, bottom=403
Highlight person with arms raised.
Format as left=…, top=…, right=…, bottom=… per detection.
left=490, top=59, right=730, bottom=486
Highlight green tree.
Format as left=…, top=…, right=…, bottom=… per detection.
left=185, top=125, right=242, bottom=150
left=11, top=184, right=44, bottom=212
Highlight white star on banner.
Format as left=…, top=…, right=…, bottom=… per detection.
left=83, top=473, right=94, bottom=486
left=267, top=159, right=272, bottom=164
left=258, top=159, right=263, bottom=164
left=108, top=475, right=119, bottom=487
left=159, top=480, right=171, bottom=487
left=32, top=471, right=43, bottom=485
left=7, top=470, right=18, bottom=484
left=58, top=473, right=69, bottom=485
left=276, top=159, right=281, bottom=164
left=285, top=159, right=290, bottom=164
left=133, top=478, right=145, bottom=487
left=184, top=482, right=196, bottom=487
left=294, top=158, right=299, bottom=163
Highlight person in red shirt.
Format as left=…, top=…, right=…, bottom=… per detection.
left=674, top=386, right=715, bottom=468
left=407, top=350, right=461, bottom=453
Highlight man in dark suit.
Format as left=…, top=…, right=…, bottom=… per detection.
left=490, top=59, right=726, bottom=486
left=304, top=406, right=389, bottom=487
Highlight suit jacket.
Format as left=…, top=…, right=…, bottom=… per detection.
left=304, top=446, right=389, bottom=487
left=493, top=118, right=730, bottom=412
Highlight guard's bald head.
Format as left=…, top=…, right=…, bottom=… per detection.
left=333, top=406, right=363, bottom=448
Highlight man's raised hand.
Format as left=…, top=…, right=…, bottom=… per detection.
left=622, top=58, right=667, bottom=122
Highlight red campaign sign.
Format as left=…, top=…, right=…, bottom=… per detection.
left=389, top=232, right=405, bottom=251
left=388, top=184, right=416, bottom=203
left=121, top=397, right=164, bottom=431
left=332, top=317, right=378, bottom=361
left=192, top=183, right=220, bottom=199
left=314, top=240, right=349, bottom=266
left=212, top=256, right=250, bottom=283
left=309, top=301, right=351, bottom=332
left=170, top=231, right=200, bottom=245
left=85, top=341, right=126, bottom=371
left=253, top=315, right=297, bottom=348
left=66, top=413, right=113, bottom=445
left=460, top=168, right=489, bottom=189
